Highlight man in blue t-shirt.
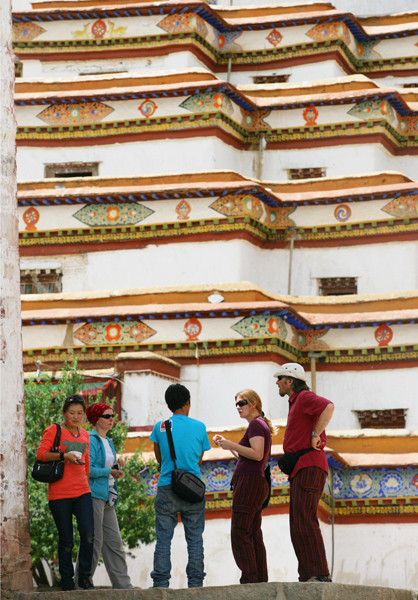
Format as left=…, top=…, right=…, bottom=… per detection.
left=150, top=383, right=211, bottom=589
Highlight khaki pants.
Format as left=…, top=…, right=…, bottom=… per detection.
left=83, top=497, right=133, bottom=589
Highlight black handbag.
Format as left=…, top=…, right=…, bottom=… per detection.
left=261, top=460, right=271, bottom=510
left=278, top=447, right=314, bottom=476
left=32, top=423, right=64, bottom=483
left=164, top=420, right=206, bottom=504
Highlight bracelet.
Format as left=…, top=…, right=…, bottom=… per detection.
left=311, top=432, right=320, bottom=438
left=60, top=451, right=65, bottom=461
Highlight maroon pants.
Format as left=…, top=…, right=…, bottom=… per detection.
left=231, top=474, right=269, bottom=584
left=289, top=467, right=329, bottom=582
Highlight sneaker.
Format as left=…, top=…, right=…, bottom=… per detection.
left=307, top=576, right=332, bottom=583
left=78, top=576, right=95, bottom=590
left=61, top=580, right=75, bottom=591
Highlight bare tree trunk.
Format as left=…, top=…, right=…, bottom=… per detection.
left=0, top=0, right=33, bottom=594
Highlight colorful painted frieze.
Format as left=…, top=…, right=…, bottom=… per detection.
left=382, top=195, right=418, bottom=218
left=347, top=99, right=396, bottom=123
left=209, top=193, right=264, bottom=220
left=355, top=40, right=382, bottom=61
left=180, top=92, right=234, bottom=116
left=231, top=315, right=288, bottom=340
left=292, top=328, right=329, bottom=351
left=333, top=467, right=418, bottom=500
left=214, top=31, right=242, bottom=53
left=12, top=22, right=45, bottom=42
left=74, top=321, right=156, bottom=345
left=73, top=203, right=154, bottom=227
left=157, top=13, right=209, bottom=38
left=71, top=19, right=127, bottom=40
left=37, top=102, right=114, bottom=126
left=305, top=21, right=351, bottom=47
left=240, top=108, right=271, bottom=130
left=264, top=206, right=296, bottom=228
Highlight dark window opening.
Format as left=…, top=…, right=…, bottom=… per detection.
left=45, top=162, right=99, bottom=179
left=253, top=74, right=290, bottom=84
left=288, top=167, right=326, bottom=180
left=318, top=277, right=357, bottom=296
left=20, top=269, right=62, bottom=295
left=354, top=409, right=407, bottom=429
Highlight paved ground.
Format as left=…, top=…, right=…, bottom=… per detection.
left=13, top=583, right=418, bottom=600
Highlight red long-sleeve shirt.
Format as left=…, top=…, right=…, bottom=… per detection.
left=283, top=390, right=333, bottom=479
left=36, top=424, right=91, bottom=501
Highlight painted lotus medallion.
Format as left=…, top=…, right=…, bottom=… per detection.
left=37, top=102, right=114, bottom=126
left=73, top=203, right=154, bottom=227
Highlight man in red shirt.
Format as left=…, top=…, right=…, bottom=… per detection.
left=274, top=362, right=334, bottom=583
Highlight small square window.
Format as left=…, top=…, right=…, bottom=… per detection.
left=288, top=168, right=326, bottom=180
left=20, top=269, right=62, bottom=295
left=318, top=277, right=357, bottom=296
left=354, top=409, right=407, bottom=429
left=44, top=162, right=99, bottom=179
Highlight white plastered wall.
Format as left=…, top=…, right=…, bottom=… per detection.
left=93, top=514, right=418, bottom=590
left=122, top=371, right=179, bottom=427
left=17, top=138, right=418, bottom=182
left=120, top=363, right=418, bottom=431
left=20, top=238, right=418, bottom=297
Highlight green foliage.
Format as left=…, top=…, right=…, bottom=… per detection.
left=25, top=357, right=157, bottom=571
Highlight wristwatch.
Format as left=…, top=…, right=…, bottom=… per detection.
left=60, top=451, right=65, bottom=461
left=311, top=432, right=319, bottom=438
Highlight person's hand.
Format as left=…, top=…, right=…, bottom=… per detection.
left=65, top=452, right=84, bottom=465
left=111, top=469, right=124, bottom=479
left=217, top=438, right=233, bottom=451
left=116, top=457, right=125, bottom=467
left=213, top=435, right=225, bottom=445
left=311, top=436, right=322, bottom=451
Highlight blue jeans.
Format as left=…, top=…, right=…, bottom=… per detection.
left=49, top=493, right=94, bottom=588
left=151, top=485, right=206, bottom=588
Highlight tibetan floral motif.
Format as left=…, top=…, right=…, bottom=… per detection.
left=214, top=31, right=242, bottom=53
left=176, top=200, right=191, bottom=220
left=240, top=108, right=271, bottom=130
left=73, top=203, right=154, bottom=227
left=264, top=206, right=296, bottom=228
left=334, top=205, right=351, bottom=222
left=231, top=315, right=288, bottom=340
left=12, top=22, right=45, bottom=42
left=399, top=117, right=418, bottom=135
left=374, top=324, right=393, bottom=347
left=184, top=318, right=202, bottom=341
left=72, top=20, right=126, bottom=40
left=350, top=473, right=373, bottom=496
left=205, top=465, right=231, bottom=491
left=157, top=13, right=208, bottom=38
left=379, top=472, right=404, bottom=495
left=266, top=29, right=282, bottom=47
left=23, top=208, right=40, bottom=231
left=37, top=102, right=114, bottom=126
left=347, top=99, right=395, bottom=123
left=302, top=105, right=318, bottom=125
left=74, top=320, right=156, bottom=345
left=210, top=193, right=264, bottom=219
left=292, top=328, right=329, bottom=350
left=139, top=100, right=157, bottom=117
left=91, top=19, right=107, bottom=38
left=305, top=21, right=351, bottom=46
left=180, top=92, right=233, bottom=116
left=355, top=40, right=381, bottom=61
left=382, top=194, right=418, bottom=218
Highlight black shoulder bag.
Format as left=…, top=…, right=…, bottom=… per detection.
left=32, top=423, right=65, bottom=483
left=278, top=447, right=314, bottom=476
left=261, top=458, right=271, bottom=510
left=164, top=420, right=206, bottom=504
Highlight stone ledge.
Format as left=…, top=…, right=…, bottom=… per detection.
left=14, top=583, right=418, bottom=600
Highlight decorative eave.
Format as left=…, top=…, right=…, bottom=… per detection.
left=12, top=3, right=418, bottom=77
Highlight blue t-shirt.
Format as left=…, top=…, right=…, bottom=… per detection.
left=151, top=414, right=211, bottom=487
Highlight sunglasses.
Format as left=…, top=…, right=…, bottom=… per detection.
left=235, top=400, right=248, bottom=408
left=99, top=413, right=115, bottom=420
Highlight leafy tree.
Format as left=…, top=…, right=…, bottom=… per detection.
left=25, top=358, right=157, bottom=585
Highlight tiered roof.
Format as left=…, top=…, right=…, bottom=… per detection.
left=15, top=71, right=418, bottom=154
left=12, top=1, right=418, bottom=77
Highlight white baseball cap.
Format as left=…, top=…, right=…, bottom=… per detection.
left=273, top=363, right=308, bottom=383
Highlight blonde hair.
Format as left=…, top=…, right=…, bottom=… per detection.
left=235, top=389, right=278, bottom=436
